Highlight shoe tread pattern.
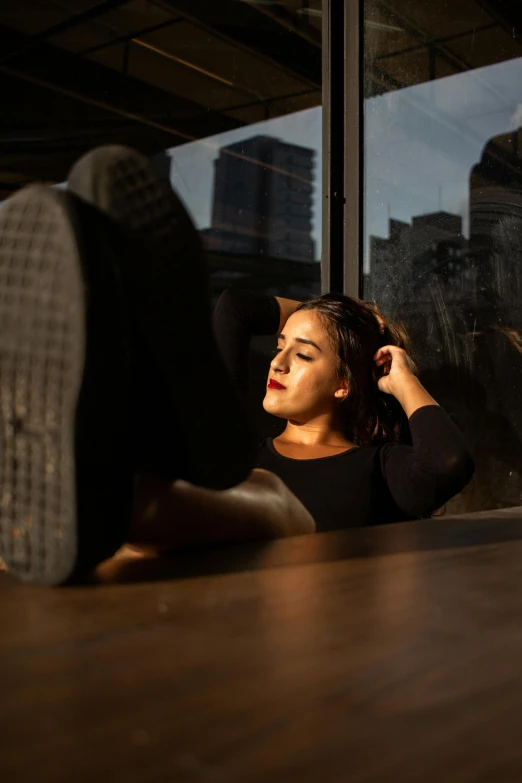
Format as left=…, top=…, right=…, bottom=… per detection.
left=0, top=187, right=83, bottom=583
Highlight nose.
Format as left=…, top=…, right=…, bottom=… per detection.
left=270, top=347, right=289, bottom=374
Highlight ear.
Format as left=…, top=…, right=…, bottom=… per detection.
left=334, top=378, right=349, bottom=400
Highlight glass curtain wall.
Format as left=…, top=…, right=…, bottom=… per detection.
left=363, top=0, right=522, bottom=512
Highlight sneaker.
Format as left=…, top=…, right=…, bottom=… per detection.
left=68, top=145, right=256, bottom=490
left=0, top=186, right=132, bottom=584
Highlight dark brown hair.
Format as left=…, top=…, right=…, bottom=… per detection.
left=297, top=293, right=411, bottom=446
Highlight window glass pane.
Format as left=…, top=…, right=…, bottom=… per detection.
left=3, top=0, right=322, bottom=438
left=2, top=0, right=322, bottom=302
left=170, top=109, right=322, bottom=305
left=364, top=0, right=522, bottom=512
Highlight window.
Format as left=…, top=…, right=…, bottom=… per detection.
left=4, top=1, right=324, bottom=439
left=2, top=0, right=323, bottom=302
left=363, top=0, right=522, bottom=512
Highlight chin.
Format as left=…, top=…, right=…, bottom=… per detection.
left=262, top=394, right=287, bottom=419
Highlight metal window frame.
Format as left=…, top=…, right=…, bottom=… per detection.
left=322, top=0, right=363, bottom=297
left=321, top=0, right=345, bottom=294
left=343, top=0, right=363, bottom=298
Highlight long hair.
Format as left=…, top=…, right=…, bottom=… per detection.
left=297, top=293, right=412, bottom=446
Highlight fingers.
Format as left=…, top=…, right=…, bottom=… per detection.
left=374, top=350, right=392, bottom=377
left=374, top=345, right=417, bottom=377
left=373, top=344, right=405, bottom=362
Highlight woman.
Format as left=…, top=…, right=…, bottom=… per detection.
left=85, top=149, right=473, bottom=549
left=211, top=287, right=474, bottom=531
left=0, top=146, right=473, bottom=585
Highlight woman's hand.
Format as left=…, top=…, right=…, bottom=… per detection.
left=374, top=345, right=438, bottom=417
left=374, top=345, right=417, bottom=396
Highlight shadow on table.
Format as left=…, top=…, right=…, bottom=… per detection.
left=92, top=508, right=522, bottom=585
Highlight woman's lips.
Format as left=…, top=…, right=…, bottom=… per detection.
left=268, top=379, right=286, bottom=390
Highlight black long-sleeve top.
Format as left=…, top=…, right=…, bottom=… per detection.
left=213, top=289, right=475, bottom=531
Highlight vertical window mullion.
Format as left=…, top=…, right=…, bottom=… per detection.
left=321, top=0, right=345, bottom=294
left=344, top=0, right=362, bottom=298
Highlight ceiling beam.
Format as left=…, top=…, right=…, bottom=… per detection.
left=79, top=17, right=183, bottom=56
left=374, top=22, right=498, bottom=62
left=159, top=0, right=321, bottom=87
left=376, top=0, right=476, bottom=75
left=475, top=0, right=522, bottom=46
left=0, top=24, right=244, bottom=143
left=0, top=0, right=134, bottom=65
left=239, top=0, right=321, bottom=48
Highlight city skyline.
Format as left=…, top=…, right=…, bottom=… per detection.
left=165, top=55, right=522, bottom=273
left=364, top=55, right=522, bottom=271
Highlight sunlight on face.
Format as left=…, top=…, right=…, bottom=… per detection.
left=263, top=309, right=348, bottom=423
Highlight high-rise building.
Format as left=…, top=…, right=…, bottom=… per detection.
left=202, top=135, right=316, bottom=262
left=366, top=210, right=468, bottom=304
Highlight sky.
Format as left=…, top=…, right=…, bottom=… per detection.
left=165, top=54, right=522, bottom=273
left=365, top=55, right=522, bottom=270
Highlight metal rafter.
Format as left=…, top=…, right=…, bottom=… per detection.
left=0, top=0, right=133, bottom=65
left=1, top=66, right=194, bottom=149
left=374, top=21, right=498, bottom=62
left=0, top=23, right=243, bottom=143
left=158, top=0, right=321, bottom=88
left=239, top=0, right=321, bottom=48
left=475, top=0, right=522, bottom=44
left=79, top=17, right=184, bottom=56
left=375, top=0, right=476, bottom=75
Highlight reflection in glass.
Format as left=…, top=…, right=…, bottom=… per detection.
left=2, top=0, right=322, bottom=302
left=364, top=0, right=522, bottom=512
left=3, top=1, right=323, bottom=439
left=168, top=111, right=322, bottom=304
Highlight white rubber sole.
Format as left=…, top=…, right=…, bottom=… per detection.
left=0, top=186, right=85, bottom=584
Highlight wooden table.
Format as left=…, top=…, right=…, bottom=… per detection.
left=3, top=507, right=522, bottom=783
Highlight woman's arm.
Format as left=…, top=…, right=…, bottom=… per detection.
left=274, top=297, right=301, bottom=332
left=374, top=345, right=474, bottom=515
left=213, top=289, right=281, bottom=395
left=380, top=406, right=475, bottom=517
left=127, top=469, right=316, bottom=552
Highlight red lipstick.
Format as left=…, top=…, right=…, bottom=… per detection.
left=268, top=379, right=286, bottom=390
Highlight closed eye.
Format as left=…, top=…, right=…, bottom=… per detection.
left=273, top=348, right=313, bottom=362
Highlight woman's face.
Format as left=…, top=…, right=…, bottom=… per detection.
left=263, top=309, right=348, bottom=422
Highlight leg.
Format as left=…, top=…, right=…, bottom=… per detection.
left=68, top=146, right=257, bottom=490
left=0, top=186, right=133, bottom=584
left=127, top=469, right=316, bottom=552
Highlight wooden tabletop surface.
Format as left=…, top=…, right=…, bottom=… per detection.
left=3, top=506, right=522, bottom=783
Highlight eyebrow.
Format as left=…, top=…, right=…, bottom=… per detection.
left=276, top=334, right=322, bottom=352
